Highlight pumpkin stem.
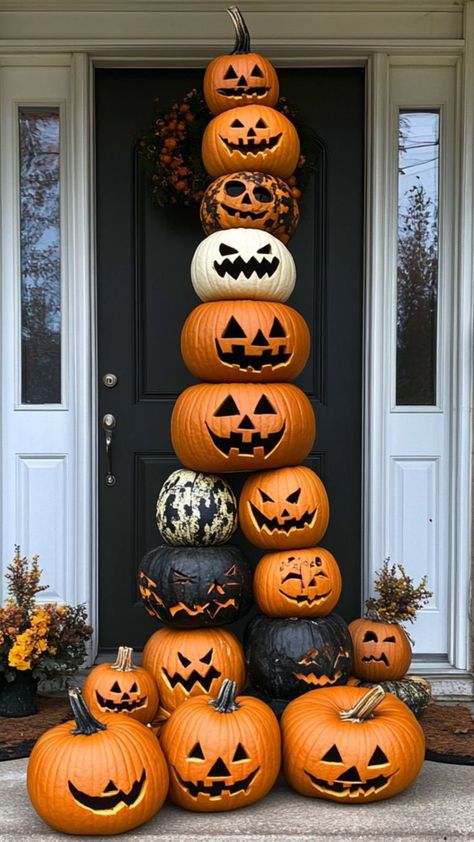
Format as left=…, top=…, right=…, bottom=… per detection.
left=69, top=688, right=107, bottom=735
left=340, top=685, right=385, bottom=723
left=227, top=6, right=251, bottom=54
left=209, top=679, right=240, bottom=713
left=111, top=645, right=136, bottom=672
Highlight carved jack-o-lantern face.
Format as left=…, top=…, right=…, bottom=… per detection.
left=239, top=465, right=329, bottom=548
left=82, top=647, right=159, bottom=725
left=200, top=171, right=299, bottom=243
left=172, top=383, right=315, bottom=474
left=202, top=105, right=300, bottom=180
left=191, top=228, right=296, bottom=303
left=254, top=547, right=342, bottom=618
left=349, top=618, right=412, bottom=681
left=181, top=300, right=310, bottom=383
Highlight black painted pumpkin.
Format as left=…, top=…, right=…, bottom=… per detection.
left=245, top=614, right=353, bottom=700
left=156, top=469, right=238, bottom=546
left=139, top=545, right=252, bottom=628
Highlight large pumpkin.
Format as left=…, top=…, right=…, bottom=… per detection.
left=171, top=383, right=315, bottom=473
left=181, top=300, right=310, bottom=383
left=156, top=468, right=237, bottom=546
left=253, top=547, right=342, bottom=618
left=202, top=105, right=300, bottom=179
left=82, top=646, right=159, bottom=725
left=239, top=465, right=329, bottom=549
left=27, top=688, right=169, bottom=835
left=349, top=617, right=412, bottom=681
left=200, top=171, right=299, bottom=243
left=161, top=679, right=281, bottom=812
left=281, top=685, right=425, bottom=803
left=191, top=228, right=296, bottom=303
left=138, top=544, right=252, bottom=628
left=245, top=614, right=353, bottom=700
left=142, top=626, right=245, bottom=714
left=203, top=7, right=279, bottom=115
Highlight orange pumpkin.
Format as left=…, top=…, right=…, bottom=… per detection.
left=349, top=617, right=412, bottom=681
left=281, top=684, right=425, bottom=803
left=27, top=688, right=169, bottom=835
left=254, top=547, right=341, bottom=618
left=82, top=646, right=159, bottom=725
left=171, top=383, right=315, bottom=473
left=161, top=679, right=281, bottom=812
left=203, top=7, right=279, bottom=115
left=200, top=171, right=299, bottom=243
left=202, top=105, right=300, bottom=179
left=142, top=626, right=245, bottom=714
left=181, top=300, right=310, bottom=383
left=239, top=465, right=329, bottom=549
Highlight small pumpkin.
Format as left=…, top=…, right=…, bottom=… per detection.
left=347, top=675, right=431, bottom=719
left=281, top=684, right=425, bottom=803
left=202, top=105, right=300, bottom=179
left=191, top=228, right=296, bottom=303
left=181, top=300, right=310, bottom=383
left=245, top=614, right=353, bottom=700
left=142, top=626, right=246, bottom=714
left=349, top=617, right=412, bottom=681
left=254, top=547, right=341, bottom=618
left=171, top=383, right=315, bottom=474
left=156, top=468, right=237, bottom=546
left=27, top=688, right=169, bottom=835
left=200, top=171, right=299, bottom=243
left=82, top=647, right=159, bottom=725
left=138, top=544, right=252, bottom=628
left=239, top=465, right=329, bottom=549
left=203, top=7, right=279, bottom=115
left=161, top=679, right=281, bottom=812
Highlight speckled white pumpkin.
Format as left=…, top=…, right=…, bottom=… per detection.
left=191, top=228, right=296, bottom=302
left=156, top=469, right=238, bottom=546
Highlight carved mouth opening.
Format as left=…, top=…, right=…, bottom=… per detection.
left=206, top=423, right=285, bottom=457
left=304, top=768, right=396, bottom=798
left=362, top=654, right=389, bottom=666
left=215, top=341, right=291, bottom=371
left=168, top=599, right=237, bottom=619
left=217, top=86, right=270, bottom=97
left=213, top=255, right=280, bottom=280
left=279, top=590, right=332, bottom=604
left=219, top=133, right=282, bottom=156
left=68, top=770, right=146, bottom=812
left=173, top=766, right=259, bottom=799
left=220, top=202, right=267, bottom=220
left=249, top=502, right=317, bottom=533
left=162, top=665, right=221, bottom=692
left=292, top=671, right=343, bottom=687
left=95, top=690, right=147, bottom=713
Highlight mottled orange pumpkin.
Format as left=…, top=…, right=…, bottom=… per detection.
left=171, top=383, right=315, bottom=473
left=82, top=646, right=159, bottom=725
left=203, top=8, right=279, bottom=115
left=142, top=626, right=246, bottom=714
left=254, top=547, right=342, bottom=618
left=200, top=171, right=299, bottom=243
left=202, top=105, right=300, bottom=179
left=349, top=617, right=412, bottom=681
left=181, top=300, right=310, bottom=383
left=239, top=465, right=329, bottom=549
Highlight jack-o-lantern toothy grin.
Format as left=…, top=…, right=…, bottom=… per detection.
left=249, top=498, right=317, bottom=534
left=215, top=315, right=291, bottom=371
left=173, top=765, right=259, bottom=799
left=214, top=242, right=280, bottom=279
left=253, top=547, right=342, bottom=618
left=68, top=770, right=147, bottom=813
left=162, top=650, right=222, bottom=694
left=304, top=766, right=397, bottom=798
left=219, top=128, right=282, bottom=156
left=95, top=688, right=147, bottom=714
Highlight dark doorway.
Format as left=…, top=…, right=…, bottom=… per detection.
left=95, top=67, right=365, bottom=649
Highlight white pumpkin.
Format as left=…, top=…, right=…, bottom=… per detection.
left=156, top=468, right=238, bottom=546
left=191, top=228, right=296, bottom=302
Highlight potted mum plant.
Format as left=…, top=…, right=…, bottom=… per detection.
left=0, top=547, right=92, bottom=717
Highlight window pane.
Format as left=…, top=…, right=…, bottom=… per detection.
left=19, top=108, right=61, bottom=405
left=396, top=110, right=439, bottom=406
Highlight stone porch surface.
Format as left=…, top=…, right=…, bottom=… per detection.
left=0, top=759, right=473, bottom=841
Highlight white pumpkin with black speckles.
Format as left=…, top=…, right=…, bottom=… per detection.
left=156, top=469, right=238, bottom=546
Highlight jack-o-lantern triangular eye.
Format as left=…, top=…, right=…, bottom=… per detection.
left=178, top=652, right=191, bottom=668
left=188, top=741, right=205, bottom=760
left=368, top=746, right=389, bottom=767
left=269, top=317, right=286, bottom=338
left=254, top=395, right=276, bottom=415
left=110, top=681, right=120, bottom=692
left=383, top=635, right=396, bottom=643
left=256, top=118, right=267, bottom=128
left=200, top=648, right=213, bottom=664
left=224, top=65, right=238, bottom=80
left=322, top=744, right=343, bottom=763
left=222, top=316, right=246, bottom=339
left=214, top=395, right=240, bottom=417
left=257, top=243, right=272, bottom=254
left=363, top=630, right=378, bottom=643
left=232, top=743, right=249, bottom=761
left=129, top=682, right=138, bottom=693
left=231, top=118, right=244, bottom=128
left=259, top=488, right=274, bottom=503
left=251, top=64, right=264, bottom=78
left=286, top=488, right=301, bottom=504
left=219, top=243, right=239, bottom=256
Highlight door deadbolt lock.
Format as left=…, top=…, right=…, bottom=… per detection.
left=102, top=373, right=118, bottom=388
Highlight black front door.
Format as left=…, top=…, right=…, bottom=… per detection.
left=96, top=67, right=365, bottom=650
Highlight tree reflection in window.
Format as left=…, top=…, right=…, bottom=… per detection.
left=396, top=111, right=439, bottom=406
left=19, top=108, right=61, bottom=405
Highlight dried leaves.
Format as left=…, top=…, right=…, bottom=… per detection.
left=366, top=558, right=432, bottom=624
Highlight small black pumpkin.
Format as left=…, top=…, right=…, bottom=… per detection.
left=156, top=469, right=238, bottom=546
left=139, top=545, right=252, bottom=628
left=245, top=614, right=353, bottom=700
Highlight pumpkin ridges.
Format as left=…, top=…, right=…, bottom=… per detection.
left=349, top=617, right=412, bottom=681
left=82, top=647, right=159, bottom=725
left=253, top=547, right=342, bottom=617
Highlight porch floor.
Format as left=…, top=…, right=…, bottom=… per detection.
left=1, top=758, right=473, bottom=841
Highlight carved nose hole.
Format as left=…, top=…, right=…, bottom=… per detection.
left=281, top=508, right=290, bottom=517
left=208, top=757, right=231, bottom=778
left=241, top=192, right=252, bottom=204
left=251, top=329, right=268, bottom=346
left=237, top=75, right=247, bottom=86
left=237, top=415, right=255, bottom=430
left=247, top=127, right=256, bottom=137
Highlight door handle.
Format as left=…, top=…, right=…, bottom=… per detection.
left=102, top=414, right=117, bottom=486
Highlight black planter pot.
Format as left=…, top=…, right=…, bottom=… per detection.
left=0, top=670, right=38, bottom=717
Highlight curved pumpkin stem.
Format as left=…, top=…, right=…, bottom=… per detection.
left=209, top=679, right=240, bottom=713
left=340, top=685, right=385, bottom=723
left=111, top=645, right=136, bottom=672
left=69, top=688, right=107, bottom=735
left=227, top=6, right=251, bottom=54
